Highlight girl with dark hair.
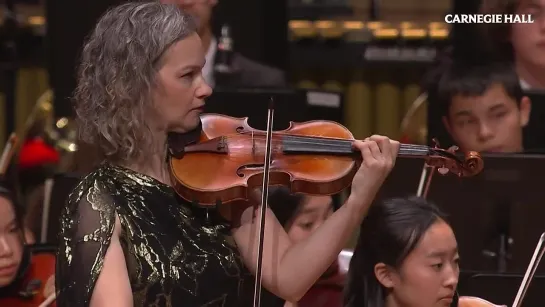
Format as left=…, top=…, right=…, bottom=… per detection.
left=0, top=177, right=56, bottom=306
left=344, top=196, right=460, bottom=307
left=0, top=179, right=26, bottom=289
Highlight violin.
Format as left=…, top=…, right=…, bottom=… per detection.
left=167, top=105, right=484, bottom=307
left=169, top=113, right=483, bottom=210
left=458, top=297, right=505, bottom=307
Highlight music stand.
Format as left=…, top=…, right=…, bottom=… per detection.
left=458, top=273, right=545, bottom=306
left=205, top=87, right=308, bottom=130
left=523, top=89, right=545, bottom=153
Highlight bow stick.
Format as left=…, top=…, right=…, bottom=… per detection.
left=252, top=98, right=275, bottom=307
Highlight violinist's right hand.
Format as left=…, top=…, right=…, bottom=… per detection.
left=349, top=135, right=399, bottom=202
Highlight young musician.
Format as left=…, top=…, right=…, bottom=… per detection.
left=0, top=177, right=55, bottom=306
left=264, top=187, right=344, bottom=307
left=344, top=196, right=460, bottom=307
left=480, top=0, right=545, bottom=90
left=161, top=0, right=286, bottom=88
left=55, top=2, right=399, bottom=307
left=438, top=62, right=531, bottom=153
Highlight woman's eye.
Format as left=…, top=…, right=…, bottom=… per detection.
left=299, top=222, right=313, bottom=229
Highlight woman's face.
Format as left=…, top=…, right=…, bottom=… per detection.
left=152, top=32, right=212, bottom=133
left=0, top=196, right=23, bottom=287
left=286, top=196, right=333, bottom=243
left=380, top=220, right=459, bottom=307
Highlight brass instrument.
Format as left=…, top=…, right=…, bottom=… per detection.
left=20, top=89, right=78, bottom=171
left=400, top=92, right=428, bottom=145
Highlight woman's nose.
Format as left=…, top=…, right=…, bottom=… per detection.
left=0, top=236, right=13, bottom=257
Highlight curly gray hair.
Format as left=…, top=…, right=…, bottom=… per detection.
left=74, top=1, right=197, bottom=163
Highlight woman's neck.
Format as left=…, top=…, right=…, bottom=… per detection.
left=516, top=58, right=545, bottom=89
left=122, top=132, right=172, bottom=185
left=384, top=295, right=401, bottom=307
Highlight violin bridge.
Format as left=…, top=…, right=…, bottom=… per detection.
left=184, top=137, right=228, bottom=154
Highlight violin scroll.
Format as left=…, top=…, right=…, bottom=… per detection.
left=424, top=139, right=484, bottom=177
left=463, top=151, right=485, bottom=176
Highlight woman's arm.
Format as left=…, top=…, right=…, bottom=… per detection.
left=56, top=182, right=133, bottom=307
left=232, top=136, right=398, bottom=301
left=90, top=217, right=132, bottom=307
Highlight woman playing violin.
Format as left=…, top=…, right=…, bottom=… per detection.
left=55, top=2, right=399, bottom=307
left=0, top=177, right=55, bottom=306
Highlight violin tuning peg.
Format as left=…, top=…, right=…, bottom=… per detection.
left=432, top=138, right=441, bottom=148
left=447, top=145, right=459, bottom=153
left=438, top=167, right=449, bottom=175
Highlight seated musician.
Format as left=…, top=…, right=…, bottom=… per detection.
left=438, top=62, right=531, bottom=153
left=262, top=187, right=344, bottom=307
left=0, top=177, right=55, bottom=306
left=344, top=196, right=460, bottom=307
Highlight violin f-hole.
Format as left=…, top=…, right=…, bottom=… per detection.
left=236, top=164, right=266, bottom=177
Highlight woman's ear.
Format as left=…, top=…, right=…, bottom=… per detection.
left=374, top=262, right=395, bottom=288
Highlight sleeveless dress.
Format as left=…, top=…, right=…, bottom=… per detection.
left=55, top=163, right=255, bottom=306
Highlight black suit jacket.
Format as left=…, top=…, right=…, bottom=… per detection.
left=214, top=52, right=287, bottom=88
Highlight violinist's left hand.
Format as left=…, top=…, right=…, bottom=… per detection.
left=349, top=135, right=399, bottom=203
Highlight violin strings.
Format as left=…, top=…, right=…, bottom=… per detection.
left=225, top=133, right=432, bottom=156
left=236, top=131, right=430, bottom=150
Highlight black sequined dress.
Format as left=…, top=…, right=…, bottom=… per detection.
left=56, top=163, right=255, bottom=307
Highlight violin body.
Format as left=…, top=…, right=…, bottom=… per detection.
left=170, top=114, right=358, bottom=206
left=458, top=296, right=504, bottom=307
left=0, top=251, right=56, bottom=307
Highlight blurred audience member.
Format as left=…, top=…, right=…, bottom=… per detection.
left=161, top=0, right=286, bottom=87
left=481, top=0, right=545, bottom=89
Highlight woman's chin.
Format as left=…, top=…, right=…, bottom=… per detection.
left=168, top=121, right=202, bottom=135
